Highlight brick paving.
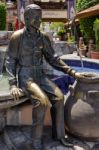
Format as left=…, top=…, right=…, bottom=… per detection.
left=0, top=126, right=97, bottom=150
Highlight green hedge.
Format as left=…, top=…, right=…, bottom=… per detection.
left=0, top=2, right=6, bottom=30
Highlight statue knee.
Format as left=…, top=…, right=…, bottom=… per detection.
left=39, top=95, right=51, bottom=107
left=54, top=87, right=64, bottom=102
left=57, top=92, right=64, bottom=102
left=31, top=94, right=50, bottom=107
left=27, top=81, right=51, bottom=107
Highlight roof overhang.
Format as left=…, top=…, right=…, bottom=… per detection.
left=33, top=0, right=65, bottom=2
left=75, top=4, right=99, bottom=19
left=42, top=9, right=67, bottom=22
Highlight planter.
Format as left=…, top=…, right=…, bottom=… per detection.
left=91, top=51, right=99, bottom=59
left=80, top=49, right=86, bottom=57
left=58, top=35, right=65, bottom=41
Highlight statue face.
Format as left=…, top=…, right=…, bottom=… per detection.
left=24, top=9, right=42, bottom=30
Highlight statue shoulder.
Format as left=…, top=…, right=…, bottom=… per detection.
left=41, top=31, right=49, bottom=39
left=10, top=29, right=24, bottom=41
left=41, top=31, right=53, bottom=42
left=41, top=31, right=53, bottom=40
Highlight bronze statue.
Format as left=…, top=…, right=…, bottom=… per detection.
left=6, top=4, right=87, bottom=150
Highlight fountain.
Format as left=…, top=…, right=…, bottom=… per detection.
left=0, top=47, right=99, bottom=149
left=55, top=54, right=99, bottom=141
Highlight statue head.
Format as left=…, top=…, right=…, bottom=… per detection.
left=24, top=4, right=42, bottom=30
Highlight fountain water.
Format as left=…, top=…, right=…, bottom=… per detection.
left=76, top=44, right=84, bottom=69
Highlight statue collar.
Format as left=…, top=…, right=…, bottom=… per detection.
left=24, top=27, right=40, bottom=38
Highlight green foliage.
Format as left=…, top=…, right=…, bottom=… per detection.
left=67, top=35, right=75, bottom=43
left=80, top=17, right=96, bottom=39
left=50, top=22, right=65, bottom=33
left=0, top=2, right=6, bottom=30
left=57, top=29, right=65, bottom=36
left=76, top=0, right=98, bottom=12
left=50, top=22, right=66, bottom=40
left=93, top=19, right=99, bottom=51
left=76, top=0, right=99, bottom=39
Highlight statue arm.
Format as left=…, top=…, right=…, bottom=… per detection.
left=5, top=33, right=19, bottom=87
left=42, top=34, right=76, bottom=77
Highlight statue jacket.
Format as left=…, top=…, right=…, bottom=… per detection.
left=6, top=28, right=69, bottom=89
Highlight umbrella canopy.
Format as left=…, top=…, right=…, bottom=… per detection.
left=75, top=4, right=99, bottom=19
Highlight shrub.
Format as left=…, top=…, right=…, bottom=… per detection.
left=76, top=0, right=99, bottom=40
left=79, top=17, right=96, bottom=39
left=76, top=0, right=98, bottom=12
left=0, top=2, right=6, bottom=30
left=57, top=29, right=65, bottom=37
left=93, top=19, right=99, bottom=51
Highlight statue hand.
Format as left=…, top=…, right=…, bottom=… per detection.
left=74, top=72, right=91, bottom=79
left=10, top=85, right=23, bottom=101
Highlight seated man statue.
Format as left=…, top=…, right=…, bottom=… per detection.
left=6, top=4, right=87, bottom=150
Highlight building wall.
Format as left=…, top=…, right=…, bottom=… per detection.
left=6, top=0, right=67, bottom=30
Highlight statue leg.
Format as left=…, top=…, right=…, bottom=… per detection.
left=51, top=100, right=65, bottom=139
left=49, top=87, right=65, bottom=140
left=40, top=78, right=73, bottom=147
left=26, top=81, right=50, bottom=150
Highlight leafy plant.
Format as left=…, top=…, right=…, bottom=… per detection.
left=67, top=35, right=75, bottom=43
left=79, top=17, right=96, bottom=39
left=0, top=2, right=6, bottom=30
left=57, top=29, right=65, bottom=37
left=49, top=22, right=65, bottom=33
left=76, top=0, right=98, bottom=12
left=76, top=0, right=99, bottom=40
left=93, top=19, right=99, bottom=51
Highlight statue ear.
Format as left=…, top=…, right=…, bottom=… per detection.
left=25, top=16, right=29, bottom=21
left=24, top=16, right=29, bottom=25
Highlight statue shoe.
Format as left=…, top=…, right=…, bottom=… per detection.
left=59, top=137, right=73, bottom=148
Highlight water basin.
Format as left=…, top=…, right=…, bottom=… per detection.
left=53, top=55, right=99, bottom=94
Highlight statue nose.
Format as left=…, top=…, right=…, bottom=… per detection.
left=31, top=20, right=41, bottom=24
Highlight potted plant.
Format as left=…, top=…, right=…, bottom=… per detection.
left=91, top=19, right=99, bottom=59
left=57, top=29, right=66, bottom=41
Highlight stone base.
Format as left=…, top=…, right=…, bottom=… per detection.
left=6, top=102, right=52, bottom=126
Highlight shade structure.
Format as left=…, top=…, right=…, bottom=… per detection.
left=33, top=0, right=65, bottom=2
left=75, top=4, right=99, bottom=19
left=42, top=10, right=67, bottom=22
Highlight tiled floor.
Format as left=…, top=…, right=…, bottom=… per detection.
left=0, top=126, right=98, bottom=150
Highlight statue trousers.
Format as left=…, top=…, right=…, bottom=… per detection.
left=25, top=77, right=65, bottom=150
